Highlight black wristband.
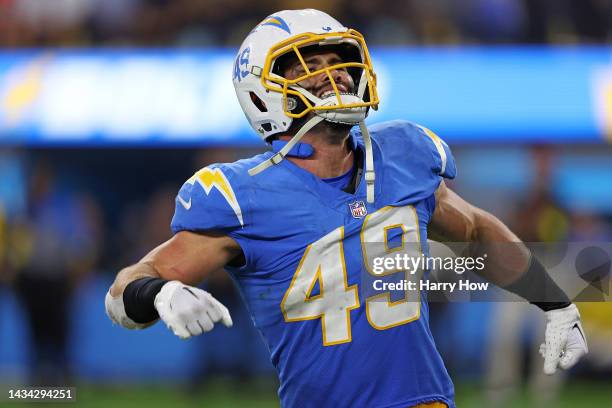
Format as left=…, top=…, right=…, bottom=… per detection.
left=123, top=277, right=169, bottom=323
left=503, top=256, right=571, bottom=312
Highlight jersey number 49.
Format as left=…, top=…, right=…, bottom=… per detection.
left=281, top=205, right=421, bottom=346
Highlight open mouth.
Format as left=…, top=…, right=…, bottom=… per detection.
left=319, top=84, right=350, bottom=98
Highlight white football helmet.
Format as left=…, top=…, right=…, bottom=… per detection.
left=233, top=9, right=379, bottom=202
left=233, top=9, right=379, bottom=140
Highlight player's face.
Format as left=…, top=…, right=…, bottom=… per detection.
left=283, top=50, right=356, bottom=98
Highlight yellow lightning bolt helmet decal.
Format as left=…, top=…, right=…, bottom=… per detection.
left=186, top=167, right=244, bottom=227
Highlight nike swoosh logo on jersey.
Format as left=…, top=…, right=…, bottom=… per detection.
left=177, top=195, right=192, bottom=210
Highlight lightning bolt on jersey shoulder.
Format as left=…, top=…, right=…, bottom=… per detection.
left=171, top=165, right=246, bottom=233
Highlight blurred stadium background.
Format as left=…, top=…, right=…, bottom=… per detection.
left=1, top=0, right=612, bottom=407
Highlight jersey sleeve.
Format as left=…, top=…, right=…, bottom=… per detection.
left=170, top=165, right=247, bottom=235
left=414, top=124, right=457, bottom=180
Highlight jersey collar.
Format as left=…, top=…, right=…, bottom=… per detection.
left=271, top=140, right=314, bottom=158
left=277, top=129, right=384, bottom=213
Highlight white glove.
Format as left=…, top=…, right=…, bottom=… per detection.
left=539, top=304, right=588, bottom=375
left=154, top=280, right=233, bottom=339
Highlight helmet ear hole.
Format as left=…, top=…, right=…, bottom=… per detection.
left=250, top=92, right=268, bottom=112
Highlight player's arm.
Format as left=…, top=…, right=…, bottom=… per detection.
left=428, top=181, right=529, bottom=285
left=105, top=230, right=242, bottom=339
left=429, top=181, right=588, bottom=374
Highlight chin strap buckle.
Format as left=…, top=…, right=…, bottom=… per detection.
left=270, top=152, right=284, bottom=165
left=365, top=170, right=375, bottom=184
left=365, top=170, right=375, bottom=204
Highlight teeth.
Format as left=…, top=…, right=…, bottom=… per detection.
left=320, top=91, right=336, bottom=98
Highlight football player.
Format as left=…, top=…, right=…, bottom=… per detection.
left=105, top=9, right=587, bottom=408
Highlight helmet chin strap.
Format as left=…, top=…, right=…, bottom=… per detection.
left=249, top=79, right=375, bottom=203
left=358, top=121, right=375, bottom=203
left=248, top=115, right=325, bottom=176
left=292, top=81, right=375, bottom=203
left=249, top=116, right=376, bottom=204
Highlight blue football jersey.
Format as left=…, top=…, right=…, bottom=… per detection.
left=171, top=120, right=457, bottom=408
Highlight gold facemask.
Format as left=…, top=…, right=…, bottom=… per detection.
left=261, top=29, right=380, bottom=119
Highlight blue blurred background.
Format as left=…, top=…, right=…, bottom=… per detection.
left=1, top=1, right=612, bottom=407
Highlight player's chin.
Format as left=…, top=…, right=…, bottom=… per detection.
left=320, top=120, right=354, bottom=136
left=290, top=113, right=354, bottom=136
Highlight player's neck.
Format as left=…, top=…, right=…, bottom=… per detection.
left=281, top=131, right=354, bottom=179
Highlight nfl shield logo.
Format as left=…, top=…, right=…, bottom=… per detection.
left=349, top=201, right=368, bottom=219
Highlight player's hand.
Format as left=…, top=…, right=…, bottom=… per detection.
left=539, top=303, right=588, bottom=375
left=154, top=280, right=233, bottom=339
